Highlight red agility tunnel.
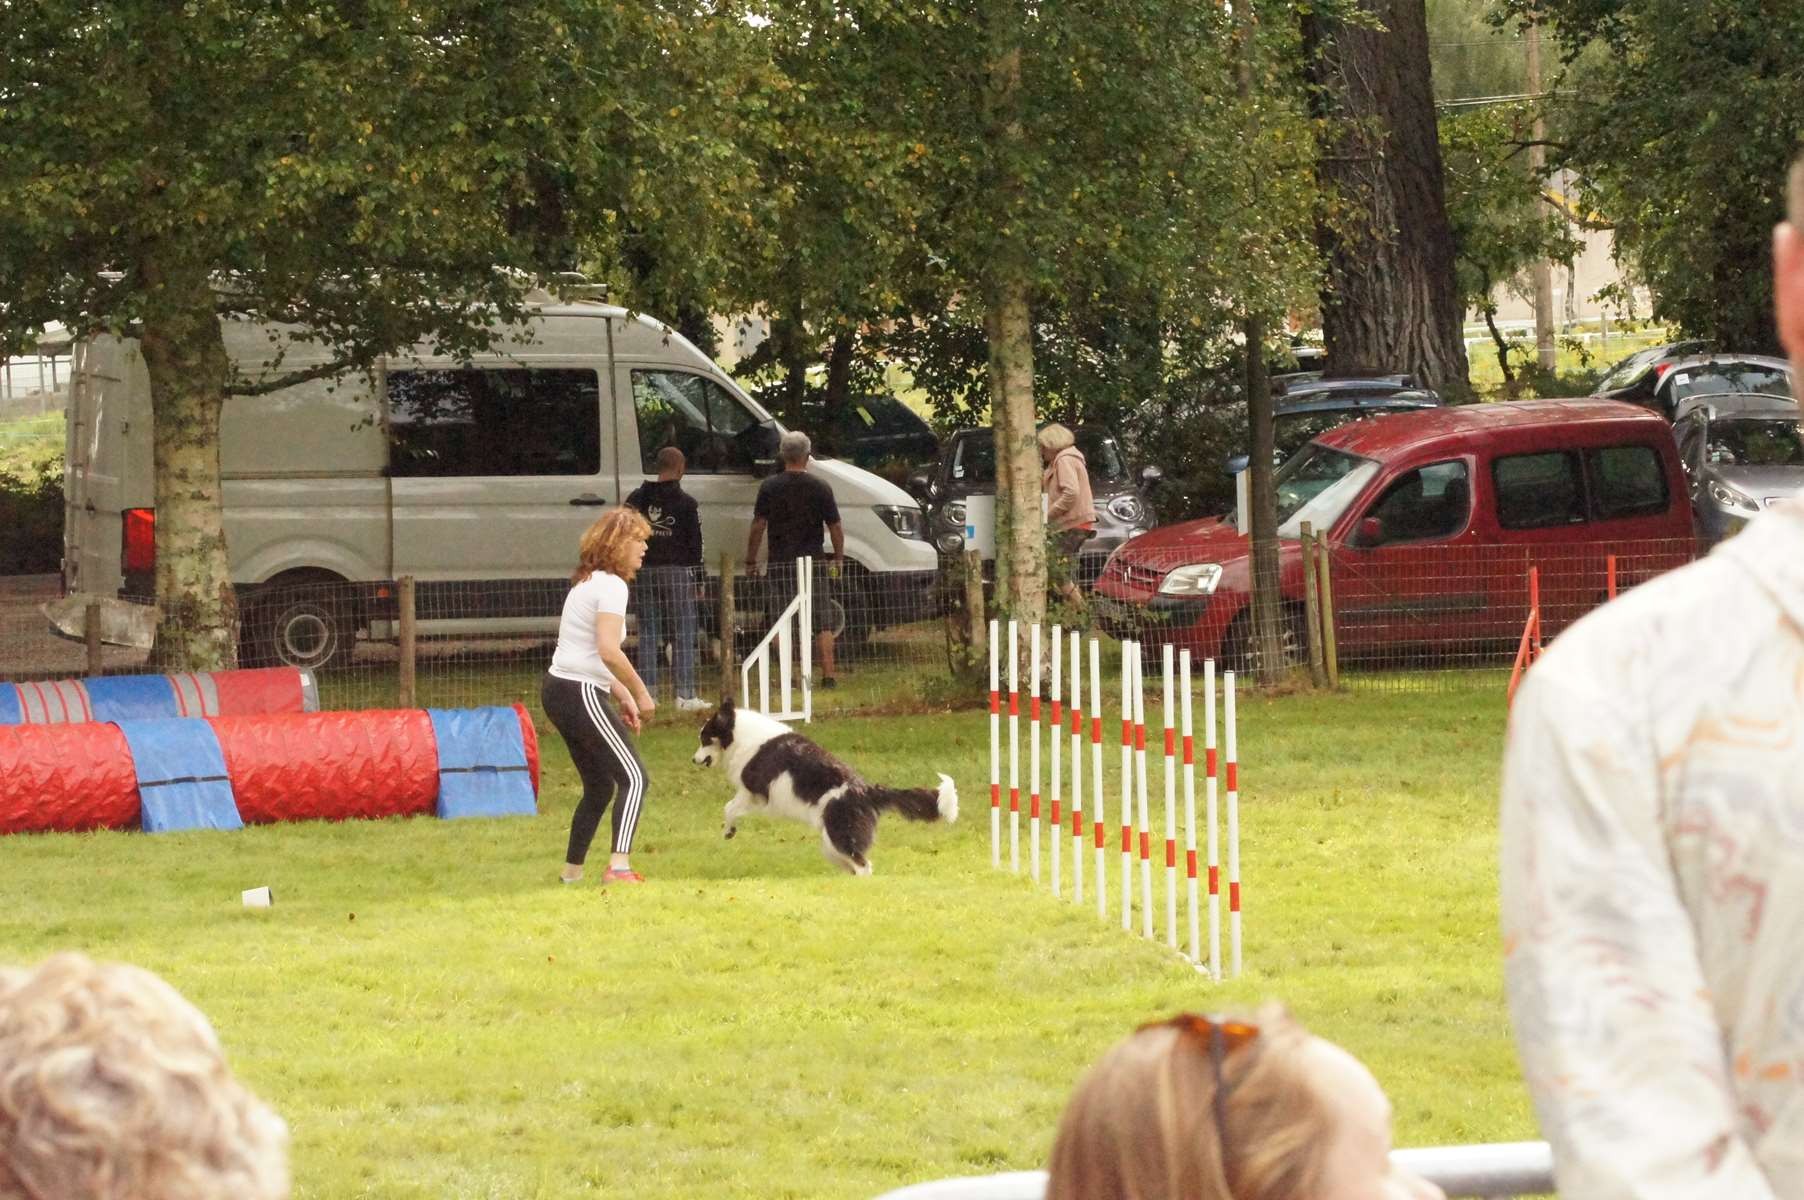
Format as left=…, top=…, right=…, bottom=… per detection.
left=0, top=703, right=538, bottom=835
left=0, top=666, right=316, bottom=725
left=0, top=722, right=141, bottom=834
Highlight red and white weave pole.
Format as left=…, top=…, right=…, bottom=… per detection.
left=988, top=618, right=1000, bottom=869
left=1132, top=642, right=1153, bottom=939
left=1008, top=619, right=1020, bottom=874
left=1225, top=668, right=1242, bottom=979
left=1206, top=656, right=1220, bottom=981
left=1089, top=637, right=1107, bottom=921
left=1029, top=622, right=1042, bottom=884
left=1049, top=624, right=1062, bottom=895
left=1111, top=642, right=1125, bottom=931
left=1162, top=642, right=1178, bottom=951
left=1180, top=650, right=1200, bottom=966
left=1068, top=628, right=1084, bottom=906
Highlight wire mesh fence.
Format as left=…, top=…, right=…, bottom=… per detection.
left=0, top=533, right=1700, bottom=720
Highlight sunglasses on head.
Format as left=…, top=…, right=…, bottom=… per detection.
left=1141, top=1013, right=1262, bottom=1158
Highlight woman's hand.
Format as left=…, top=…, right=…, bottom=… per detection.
left=635, top=689, right=657, bottom=721
left=615, top=689, right=643, bottom=733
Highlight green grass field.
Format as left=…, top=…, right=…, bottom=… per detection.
left=1, top=683, right=1528, bottom=1198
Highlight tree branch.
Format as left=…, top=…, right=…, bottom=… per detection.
left=226, top=359, right=359, bottom=397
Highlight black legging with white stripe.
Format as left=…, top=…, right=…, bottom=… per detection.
left=541, top=673, right=649, bottom=864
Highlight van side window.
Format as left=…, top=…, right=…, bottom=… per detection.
left=387, top=369, right=601, bottom=477
left=1365, top=460, right=1470, bottom=543
left=1586, top=445, right=1669, bottom=520
left=632, top=371, right=758, bottom=474
left=1493, top=451, right=1585, bottom=529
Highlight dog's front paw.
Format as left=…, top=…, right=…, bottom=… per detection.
left=723, top=825, right=737, bottom=840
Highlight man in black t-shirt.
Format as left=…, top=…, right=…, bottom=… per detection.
left=747, top=431, right=846, bottom=688
left=625, top=446, right=708, bottom=711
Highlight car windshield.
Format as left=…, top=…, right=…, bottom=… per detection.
left=1595, top=346, right=1670, bottom=393
left=949, top=427, right=1127, bottom=485
left=1072, top=428, right=1128, bottom=482
left=1272, top=409, right=1413, bottom=458
left=1670, top=365, right=1792, bottom=403
left=1707, top=418, right=1804, bottom=467
left=1230, top=443, right=1379, bottom=537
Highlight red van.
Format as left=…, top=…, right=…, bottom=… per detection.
left=1091, top=400, right=1695, bottom=667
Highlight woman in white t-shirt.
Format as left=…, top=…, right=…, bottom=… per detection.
left=543, top=508, right=658, bottom=884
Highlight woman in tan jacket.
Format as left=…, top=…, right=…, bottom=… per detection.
left=1039, top=423, right=1096, bottom=605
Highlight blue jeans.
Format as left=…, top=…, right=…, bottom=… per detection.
left=635, top=565, right=699, bottom=699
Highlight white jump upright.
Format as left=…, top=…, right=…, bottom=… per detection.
left=1008, top=619, right=1020, bottom=874
left=1133, top=642, right=1153, bottom=941
left=1089, top=637, right=1106, bottom=921
left=988, top=618, right=1000, bottom=869
left=1029, top=623, right=1042, bottom=884
left=741, top=556, right=813, bottom=723
left=1161, top=642, right=1178, bottom=951
left=1206, top=656, right=1221, bottom=982
left=1118, top=640, right=1134, bottom=933
left=1225, top=668, right=1242, bottom=979
left=1180, top=650, right=1200, bottom=966
left=980, top=624, right=1247, bottom=979
left=1068, top=628, right=1084, bottom=906
left=1049, top=624, right=1062, bottom=897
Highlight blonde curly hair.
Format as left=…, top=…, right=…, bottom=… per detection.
left=572, top=507, right=653, bottom=584
left=0, top=953, right=289, bottom=1200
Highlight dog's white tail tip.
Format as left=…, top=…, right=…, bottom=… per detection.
left=936, top=773, right=959, bottom=823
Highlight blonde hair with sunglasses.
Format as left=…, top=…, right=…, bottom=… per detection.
left=1047, top=1005, right=1441, bottom=1200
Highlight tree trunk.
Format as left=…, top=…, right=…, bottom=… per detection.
left=1305, top=0, right=1471, bottom=396
left=822, top=330, right=856, bottom=445
left=1245, top=317, right=1285, bottom=685
left=137, top=260, right=237, bottom=670
left=983, top=11, right=1045, bottom=633
left=987, top=278, right=1044, bottom=627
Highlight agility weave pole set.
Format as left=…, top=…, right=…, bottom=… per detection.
left=987, top=620, right=1241, bottom=980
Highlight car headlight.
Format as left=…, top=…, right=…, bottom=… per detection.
left=1157, top=563, right=1223, bottom=597
left=1106, top=494, right=1148, bottom=525
left=1708, top=481, right=1760, bottom=514
left=939, top=499, right=967, bottom=530
left=874, top=504, right=926, bottom=540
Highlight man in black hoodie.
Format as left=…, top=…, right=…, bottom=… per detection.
left=625, top=446, right=708, bottom=712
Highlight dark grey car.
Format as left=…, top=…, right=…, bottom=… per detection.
left=1671, top=393, right=1804, bottom=547
left=909, top=424, right=1158, bottom=584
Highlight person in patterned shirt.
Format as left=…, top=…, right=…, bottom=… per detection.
left=1501, top=157, right=1804, bottom=1199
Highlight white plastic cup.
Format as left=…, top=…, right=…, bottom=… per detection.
left=241, top=886, right=273, bottom=908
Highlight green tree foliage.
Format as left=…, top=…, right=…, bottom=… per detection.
left=1440, top=103, right=1579, bottom=385
left=1501, top=0, right=1804, bottom=350
left=0, top=0, right=772, bottom=667
left=737, top=1, right=1321, bottom=614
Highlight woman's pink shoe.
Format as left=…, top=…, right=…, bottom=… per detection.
left=601, top=868, right=645, bottom=884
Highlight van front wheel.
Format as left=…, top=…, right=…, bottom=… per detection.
left=242, top=586, right=353, bottom=672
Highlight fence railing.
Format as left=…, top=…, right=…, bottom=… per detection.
left=872, top=1142, right=1555, bottom=1199
left=0, top=534, right=1698, bottom=716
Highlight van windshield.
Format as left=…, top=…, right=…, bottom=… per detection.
left=1273, top=444, right=1379, bottom=538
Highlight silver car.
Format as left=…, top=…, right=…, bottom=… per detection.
left=1672, top=393, right=1804, bottom=547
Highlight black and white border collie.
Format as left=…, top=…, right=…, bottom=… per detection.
left=691, top=698, right=958, bottom=875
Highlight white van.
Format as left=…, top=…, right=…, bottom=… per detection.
left=62, top=299, right=937, bottom=668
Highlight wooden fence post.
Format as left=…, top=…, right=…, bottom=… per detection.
left=1299, top=523, right=1326, bottom=688
left=718, top=553, right=737, bottom=702
left=397, top=575, right=417, bottom=708
left=1316, top=537, right=1339, bottom=688
left=84, top=601, right=103, bottom=677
